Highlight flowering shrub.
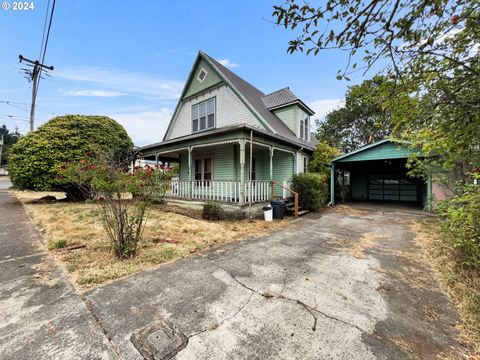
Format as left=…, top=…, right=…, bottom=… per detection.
left=60, top=153, right=166, bottom=259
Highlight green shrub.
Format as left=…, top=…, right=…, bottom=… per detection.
left=291, top=173, right=328, bottom=211
left=202, top=201, right=225, bottom=221
left=437, top=180, right=480, bottom=269
left=48, top=238, right=68, bottom=250
left=9, top=115, right=133, bottom=199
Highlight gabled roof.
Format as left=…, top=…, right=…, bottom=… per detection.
left=201, top=52, right=298, bottom=140
left=332, top=139, right=418, bottom=163
left=162, top=51, right=317, bottom=150
left=262, top=87, right=315, bottom=115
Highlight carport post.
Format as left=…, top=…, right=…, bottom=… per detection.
left=330, top=163, right=335, bottom=206
left=426, top=174, right=433, bottom=212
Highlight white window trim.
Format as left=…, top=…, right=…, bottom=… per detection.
left=193, top=156, right=214, bottom=181
left=299, top=117, right=310, bottom=141
left=191, top=97, right=216, bottom=133
left=197, top=67, right=208, bottom=83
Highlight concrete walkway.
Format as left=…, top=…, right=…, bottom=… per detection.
left=0, top=176, right=12, bottom=190
left=0, top=191, right=116, bottom=360
left=85, top=204, right=468, bottom=359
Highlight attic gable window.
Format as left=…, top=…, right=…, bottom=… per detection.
left=192, top=97, right=215, bottom=133
left=197, top=68, right=208, bottom=83
left=300, top=117, right=309, bottom=141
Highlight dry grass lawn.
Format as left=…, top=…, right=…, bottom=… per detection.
left=15, top=191, right=289, bottom=292
left=413, top=219, right=480, bottom=356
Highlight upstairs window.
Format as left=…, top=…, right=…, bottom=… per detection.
left=192, top=98, right=215, bottom=133
left=300, top=117, right=309, bottom=140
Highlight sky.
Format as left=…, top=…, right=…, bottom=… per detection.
left=0, top=0, right=369, bottom=146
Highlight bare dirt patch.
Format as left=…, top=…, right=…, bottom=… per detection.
left=349, top=232, right=376, bottom=259
left=330, top=204, right=372, bottom=217
left=15, top=191, right=289, bottom=292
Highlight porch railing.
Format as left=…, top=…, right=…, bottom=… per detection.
left=164, top=180, right=272, bottom=204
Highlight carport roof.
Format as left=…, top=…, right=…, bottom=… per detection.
left=332, top=139, right=420, bottom=163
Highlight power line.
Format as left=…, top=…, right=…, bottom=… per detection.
left=19, top=0, right=56, bottom=132
left=0, top=100, right=28, bottom=105
left=0, top=115, right=30, bottom=122
left=36, top=0, right=56, bottom=96
left=0, top=101, right=29, bottom=113
left=38, top=0, right=51, bottom=62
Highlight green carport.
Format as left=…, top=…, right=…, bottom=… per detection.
left=330, top=139, right=432, bottom=211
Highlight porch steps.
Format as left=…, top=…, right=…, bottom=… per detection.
left=285, top=202, right=309, bottom=217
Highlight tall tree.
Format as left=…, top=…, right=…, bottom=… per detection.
left=316, top=76, right=394, bottom=153
left=0, top=125, right=21, bottom=166
left=272, top=0, right=480, bottom=181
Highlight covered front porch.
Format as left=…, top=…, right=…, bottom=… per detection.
left=139, top=127, right=300, bottom=206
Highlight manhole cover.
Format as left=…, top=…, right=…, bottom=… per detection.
left=131, top=320, right=188, bottom=360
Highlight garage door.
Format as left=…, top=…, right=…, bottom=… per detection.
left=368, top=174, right=418, bottom=202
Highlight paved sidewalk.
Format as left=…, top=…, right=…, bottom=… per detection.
left=0, top=176, right=12, bottom=190
left=0, top=191, right=116, bottom=360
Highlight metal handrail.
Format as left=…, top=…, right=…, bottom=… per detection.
left=271, top=180, right=299, bottom=219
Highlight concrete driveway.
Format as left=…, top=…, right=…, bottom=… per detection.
left=85, top=204, right=468, bottom=359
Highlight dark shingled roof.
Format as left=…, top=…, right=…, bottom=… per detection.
left=261, top=87, right=299, bottom=109
left=201, top=52, right=296, bottom=139
left=200, top=52, right=317, bottom=149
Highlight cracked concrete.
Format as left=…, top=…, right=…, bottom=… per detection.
left=0, top=191, right=116, bottom=360
left=1, top=191, right=467, bottom=359
left=84, top=202, right=468, bottom=359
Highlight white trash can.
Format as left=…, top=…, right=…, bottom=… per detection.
left=263, top=205, right=273, bottom=222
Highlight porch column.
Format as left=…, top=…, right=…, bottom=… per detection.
left=330, top=163, right=335, bottom=206
left=239, top=139, right=246, bottom=204
left=293, top=152, right=297, bottom=175
left=188, top=146, right=192, bottom=199
left=269, top=147, right=273, bottom=180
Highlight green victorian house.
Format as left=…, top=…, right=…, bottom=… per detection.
left=139, top=51, right=317, bottom=206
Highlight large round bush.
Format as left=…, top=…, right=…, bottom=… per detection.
left=9, top=115, right=133, bottom=197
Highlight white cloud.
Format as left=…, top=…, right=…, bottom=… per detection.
left=308, top=98, right=345, bottom=120
left=55, top=66, right=184, bottom=100
left=218, top=58, right=240, bottom=68
left=109, top=107, right=173, bottom=146
left=59, top=89, right=126, bottom=97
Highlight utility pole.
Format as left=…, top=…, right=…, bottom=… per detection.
left=0, top=134, right=3, bottom=167
left=18, top=55, right=54, bottom=132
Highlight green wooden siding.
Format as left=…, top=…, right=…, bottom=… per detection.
left=273, top=105, right=298, bottom=135
left=183, top=59, right=223, bottom=99
left=273, top=151, right=294, bottom=197
left=179, top=152, right=188, bottom=180
left=335, top=141, right=418, bottom=163
left=178, top=144, right=235, bottom=181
